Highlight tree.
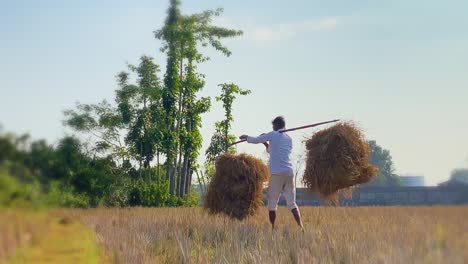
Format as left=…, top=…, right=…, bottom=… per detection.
left=155, top=0, right=242, bottom=197
left=198, top=83, right=249, bottom=194
left=0, top=129, right=124, bottom=207
left=115, top=56, right=164, bottom=183
left=64, top=56, right=164, bottom=177
left=64, top=0, right=243, bottom=199
left=367, top=140, right=400, bottom=186
left=205, top=83, right=250, bottom=163
left=0, top=132, right=35, bottom=183
left=63, top=100, right=128, bottom=164
left=0, top=133, right=18, bottom=164
left=450, top=168, right=468, bottom=183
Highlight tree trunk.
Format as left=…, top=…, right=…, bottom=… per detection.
left=167, top=126, right=176, bottom=195
left=176, top=148, right=183, bottom=197
left=181, top=152, right=189, bottom=196
left=195, top=169, right=206, bottom=195
left=167, top=153, right=175, bottom=195
left=144, top=158, right=151, bottom=184
left=186, top=163, right=193, bottom=195
left=157, top=150, right=160, bottom=180
left=181, top=117, right=192, bottom=196
left=180, top=154, right=187, bottom=197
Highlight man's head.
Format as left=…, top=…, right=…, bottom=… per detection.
left=272, top=116, right=286, bottom=131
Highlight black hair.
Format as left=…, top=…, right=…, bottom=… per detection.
left=272, top=116, right=285, bottom=129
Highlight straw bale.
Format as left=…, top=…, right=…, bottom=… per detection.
left=204, top=153, right=269, bottom=220
left=303, top=122, right=378, bottom=204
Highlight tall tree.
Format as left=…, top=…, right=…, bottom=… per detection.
left=155, top=0, right=182, bottom=195
left=155, top=0, right=242, bottom=196
left=116, top=56, right=164, bottom=183
left=64, top=55, right=164, bottom=182
left=65, top=0, right=243, bottom=198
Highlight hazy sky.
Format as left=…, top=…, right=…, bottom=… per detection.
left=1, top=0, right=467, bottom=185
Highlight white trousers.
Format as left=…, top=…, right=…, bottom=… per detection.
left=267, top=172, right=298, bottom=211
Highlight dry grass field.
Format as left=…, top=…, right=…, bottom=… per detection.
left=2, top=207, right=467, bottom=264
left=69, top=206, right=468, bottom=264
left=1, top=209, right=107, bottom=264
left=0, top=209, right=51, bottom=263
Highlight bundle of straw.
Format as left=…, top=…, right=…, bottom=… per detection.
left=204, top=153, right=269, bottom=220
left=303, top=122, right=378, bottom=203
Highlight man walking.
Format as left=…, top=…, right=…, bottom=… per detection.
left=240, top=116, right=303, bottom=230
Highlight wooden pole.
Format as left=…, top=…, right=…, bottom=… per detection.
left=231, top=119, right=340, bottom=146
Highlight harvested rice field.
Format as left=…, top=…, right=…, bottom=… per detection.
left=2, top=207, right=467, bottom=264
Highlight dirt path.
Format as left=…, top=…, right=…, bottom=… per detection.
left=7, top=217, right=109, bottom=264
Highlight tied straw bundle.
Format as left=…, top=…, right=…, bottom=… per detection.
left=204, top=153, right=269, bottom=220
left=302, top=122, right=378, bottom=204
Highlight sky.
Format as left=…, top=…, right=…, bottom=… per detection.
left=1, top=0, right=467, bottom=185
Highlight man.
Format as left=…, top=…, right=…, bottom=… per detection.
left=239, top=116, right=303, bottom=230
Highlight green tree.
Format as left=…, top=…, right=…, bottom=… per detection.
left=115, top=55, right=164, bottom=183
left=63, top=100, right=128, bottom=164
left=156, top=0, right=181, bottom=196
left=199, top=83, right=249, bottom=193
left=0, top=133, right=17, bottom=164
left=64, top=56, right=168, bottom=204
left=367, top=140, right=400, bottom=186
left=51, top=136, right=117, bottom=205
left=63, top=0, right=243, bottom=199
left=450, top=168, right=468, bottom=183
left=205, top=83, right=250, bottom=163
left=64, top=56, right=164, bottom=178
left=0, top=130, right=121, bottom=208
left=155, top=0, right=242, bottom=197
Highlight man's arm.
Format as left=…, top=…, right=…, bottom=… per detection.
left=239, top=132, right=273, bottom=144
left=263, top=142, right=270, bottom=153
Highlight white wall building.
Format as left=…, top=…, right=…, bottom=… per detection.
left=400, top=175, right=425, bottom=186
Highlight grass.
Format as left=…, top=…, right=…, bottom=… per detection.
left=72, top=206, right=468, bottom=264
left=1, top=210, right=109, bottom=264
left=0, top=209, right=50, bottom=263
left=2, top=207, right=467, bottom=263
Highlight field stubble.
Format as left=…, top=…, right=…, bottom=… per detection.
left=0, top=209, right=50, bottom=263
left=70, top=206, right=468, bottom=264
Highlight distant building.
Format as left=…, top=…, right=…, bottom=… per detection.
left=400, top=175, right=425, bottom=186
left=278, top=186, right=468, bottom=206
left=438, top=178, right=468, bottom=187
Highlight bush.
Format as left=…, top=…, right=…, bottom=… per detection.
left=0, top=168, right=43, bottom=208
left=103, top=179, right=132, bottom=207
left=165, top=188, right=200, bottom=207
left=42, top=181, right=90, bottom=208
left=129, top=179, right=170, bottom=207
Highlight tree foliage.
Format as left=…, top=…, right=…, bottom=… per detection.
left=62, top=0, right=243, bottom=200
left=205, top=83, right=250, bottom=163
left=197, top=83, right=250, bottom=193
left=0, top=129, right=193, bottom=208
left=367, top=140, right=401, bottom=186
left=450, top=168, right=468, bottom=183
left=154, top=0, right=242, bottom=197
left=1, top=0, right=245, bottom=207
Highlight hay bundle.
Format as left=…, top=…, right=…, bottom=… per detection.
left=204, top=153, right=269, bottom=220
left=303, top=122, right=378, bottom=203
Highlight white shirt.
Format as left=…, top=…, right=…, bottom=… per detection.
left=247, top=130, right=293, bottom=175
